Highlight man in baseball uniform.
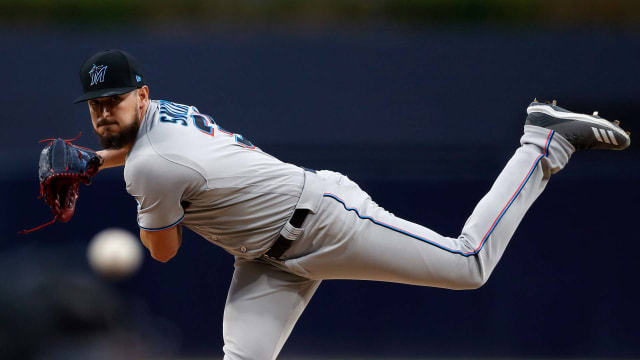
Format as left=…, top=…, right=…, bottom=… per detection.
left=76, top=49, right=630, bottom=359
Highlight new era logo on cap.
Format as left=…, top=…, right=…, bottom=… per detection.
left=74, top=49, right=146, bottom=103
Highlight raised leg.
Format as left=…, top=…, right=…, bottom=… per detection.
left=284, top=126, right=574, bottom=289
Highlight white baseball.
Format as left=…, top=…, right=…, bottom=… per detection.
left=87, top=228, right=143, bottom=279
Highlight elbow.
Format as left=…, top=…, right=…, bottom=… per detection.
left=140, top=226, right=182, bottom=263
left=150, top=249, right=177, bottom=263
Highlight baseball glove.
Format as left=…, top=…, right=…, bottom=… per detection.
left=20, top=135, right=103, bottom=234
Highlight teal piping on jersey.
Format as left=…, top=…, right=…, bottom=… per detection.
left=323, top=129, right=555, bottom=257
left=139, top=214, right=185, bottom=231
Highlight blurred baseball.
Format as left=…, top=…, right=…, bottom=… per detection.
left=87, top=228, right=143, bottom=279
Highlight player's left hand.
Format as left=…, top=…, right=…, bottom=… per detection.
left=19, top=135, right=103, bottom=234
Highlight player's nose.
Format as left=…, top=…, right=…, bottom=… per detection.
left=100, top=105, right=110, bottom=116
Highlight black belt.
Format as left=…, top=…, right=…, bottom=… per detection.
left=264, top=167, right=315, bottom=260
left=264, top=208, right=310, bottom=260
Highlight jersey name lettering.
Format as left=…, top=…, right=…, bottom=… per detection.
left=156, top=100, right=255, bottom=148
left=159, top=100, right=190, bottom=126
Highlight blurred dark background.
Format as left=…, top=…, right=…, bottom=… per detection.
left=1, top=0, right=639, bottom=358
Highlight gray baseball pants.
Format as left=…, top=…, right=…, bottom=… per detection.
left=222, top=125, right=574, bottom=359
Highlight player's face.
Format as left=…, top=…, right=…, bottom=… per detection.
left=89, top=89, right=142, bottom=149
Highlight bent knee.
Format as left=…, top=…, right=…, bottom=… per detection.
left=448, top=271, right=489, bottom=290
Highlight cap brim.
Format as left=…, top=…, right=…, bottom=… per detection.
left=73, top=86, right=138, bottom=104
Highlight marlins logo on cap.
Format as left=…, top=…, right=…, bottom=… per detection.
left=88, top=64, right=108, bottom=86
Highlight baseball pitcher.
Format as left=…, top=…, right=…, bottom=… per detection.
left=30, top=49, right=631, bottom=359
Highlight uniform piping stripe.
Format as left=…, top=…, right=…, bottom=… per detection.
left=139, top=214, right=185, bottom=231
left=323, top=129, right=555, bottom=257
left=544, top=130, right=554, bottom=157
left=323, top=192, right=477, bottom=256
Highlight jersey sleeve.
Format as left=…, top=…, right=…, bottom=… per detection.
left=125, top=154, right=204, bottom=231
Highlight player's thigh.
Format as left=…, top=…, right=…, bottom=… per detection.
left=292, top=195, right=483, bottom=289
left=223, top=257, right=321, bottom=360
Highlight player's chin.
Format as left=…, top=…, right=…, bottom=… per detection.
left=94, top=131, right=131, bottom=150
left=99, top=137, right=125, bottom=150
left=94, top=122, right=139, bottom=149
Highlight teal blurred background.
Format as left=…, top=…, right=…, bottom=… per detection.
left=1, top=1, right=639, bottom=359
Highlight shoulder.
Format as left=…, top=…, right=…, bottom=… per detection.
left=129, top=99, right=208, bottom=177
left=136, top=99, right=217, bottom=177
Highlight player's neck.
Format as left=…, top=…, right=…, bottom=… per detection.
left=123, top=100, right=150, bottom=154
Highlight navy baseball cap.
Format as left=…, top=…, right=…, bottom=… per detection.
left=73, top=49, right=145, bottom=103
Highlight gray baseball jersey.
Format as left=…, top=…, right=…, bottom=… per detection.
left=125, top=100, right=307, bottom=258
left=123, top=99, right=575, bottom=360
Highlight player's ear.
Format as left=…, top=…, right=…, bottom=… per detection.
left=138, top=86, right=149, bottom=109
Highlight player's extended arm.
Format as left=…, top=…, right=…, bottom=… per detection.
left=139, top=224, right=183, bottom=262
left=97, top=148, right=129, bottom=171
